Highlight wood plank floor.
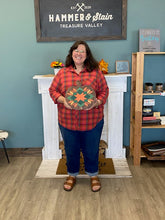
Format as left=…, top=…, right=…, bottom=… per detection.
left=0, top=156, right=165, bottom=220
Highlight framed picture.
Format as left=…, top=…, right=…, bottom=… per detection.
left=116, top=60, right=129, bottom=73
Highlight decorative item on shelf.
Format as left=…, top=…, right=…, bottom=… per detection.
left=99, top=59, right=108, bottom=74
left=142, top=100, right=157, bottom=123
left=139, top=29, right=160, bottom=52
left=142, top=101, right=160, bottom=125
left=142, top=106, right=153, bottom=117
left=144, top=82, right=153, bottom=93
left=142, top=117, right=161, bottom=125
left=142, top=142, right=165, bottom=157
left=160, top=116, right=165, bottom=125
left=115, top=60, right=129, bottom=74
left=65, top=81, right=96, bottom=110
left=143, top=98, right=155, bottom=106
left=50, top=60, right=64, bottom=74
left=160, top=92, right=165, bottom=96
left=153, top=112, right=160, bottom=119
left=155, top=83, right=163, bottom=93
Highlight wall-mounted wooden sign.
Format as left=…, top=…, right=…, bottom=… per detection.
left=34, top=0, right=127, bottom=42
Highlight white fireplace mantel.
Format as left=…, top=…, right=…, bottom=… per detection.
left=33, top=74, right=131, bottom=160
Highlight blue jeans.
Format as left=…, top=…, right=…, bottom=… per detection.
left=59, top=119, right=104, bottom=177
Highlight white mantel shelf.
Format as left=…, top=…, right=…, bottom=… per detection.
left=33, top=73, right=131, bottom=160
left=33, top=73, right=131, bottom=78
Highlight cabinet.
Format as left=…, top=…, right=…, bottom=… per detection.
left=130, top=52, right=165, bottom=165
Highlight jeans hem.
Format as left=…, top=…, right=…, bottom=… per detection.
left=68, top=172, right=79, bottom=177
left=85, top=171, right=98, bottom=177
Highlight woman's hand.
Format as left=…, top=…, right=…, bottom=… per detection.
left=57, top=96, right=72, bottom=109
left=87, top=99, right=102, bottom=110
left=63, top=98, right=72, bottom=109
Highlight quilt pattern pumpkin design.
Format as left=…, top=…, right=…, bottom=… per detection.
left=65, top=83, right=96, bottom=110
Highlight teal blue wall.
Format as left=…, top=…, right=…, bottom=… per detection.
left=1, top=0, right=165, bottom=148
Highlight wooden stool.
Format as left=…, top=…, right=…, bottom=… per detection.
left=0, top=130, right=10, bottom=163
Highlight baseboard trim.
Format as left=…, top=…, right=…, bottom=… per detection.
left=0, top=147, right=42, bottom=157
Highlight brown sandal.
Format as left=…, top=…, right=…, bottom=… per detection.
left=91, top=176, right=101, bottom=192
left=64, top=176, right=76, bottom=191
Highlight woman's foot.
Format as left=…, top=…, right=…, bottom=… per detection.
left=64, top=176, right=76, bottom=191
left=91, top=176, right=101, bottom=192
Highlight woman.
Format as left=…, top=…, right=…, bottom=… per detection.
left=49, top=40, right=109, bottom=192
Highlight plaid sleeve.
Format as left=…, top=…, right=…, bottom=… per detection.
left=49, top=70, right=63, bottom=104
left=96, top=70, right=109, bottom=105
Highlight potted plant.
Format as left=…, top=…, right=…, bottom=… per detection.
left=50, top=60, right=65, bottom=74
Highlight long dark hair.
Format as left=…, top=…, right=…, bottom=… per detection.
left=65, top=40, right=99, bottom=72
